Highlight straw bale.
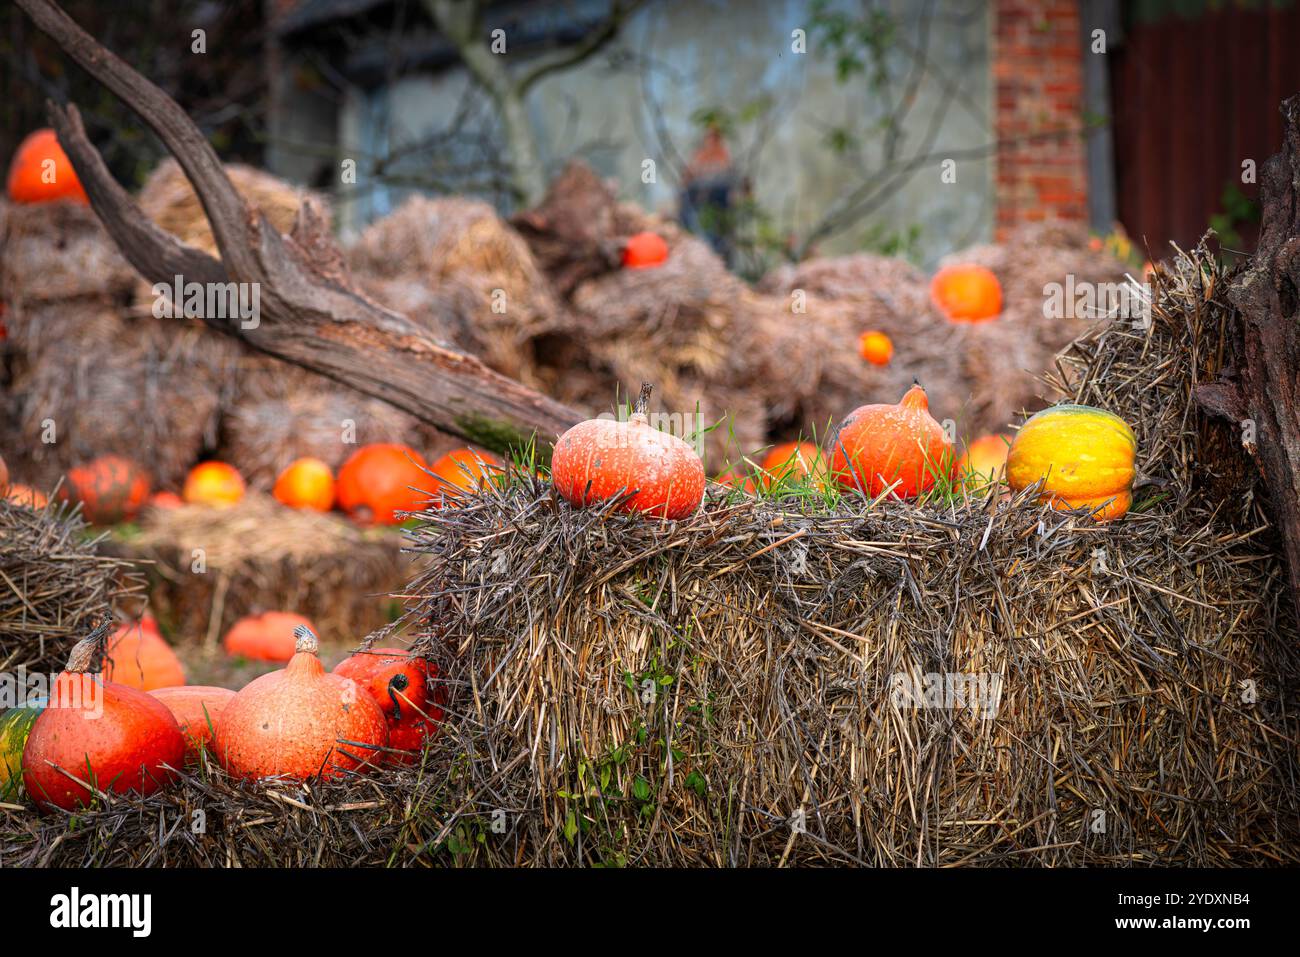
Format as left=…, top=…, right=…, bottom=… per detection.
left=0, top=198, right=135, bottom=305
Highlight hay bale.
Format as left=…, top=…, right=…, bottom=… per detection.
left=383, top=242, right=1294, bottom=867
left=0, top=496, right=140, bottom=675
left=4, top=301, right=229, bottom=488
left=0, top=198, right=135, bottom=305
left=348, top=196, right=561, bottom=386
left=216, top=354, right=458, bottom=489
left=137, top=158, right=327, bottom=259
left=103, top=493, right=418, bottom=645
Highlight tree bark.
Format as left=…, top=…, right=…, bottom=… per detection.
left=15, top=0, right=583, bottom=457
left=1200, top=93, right=1300, bottom=618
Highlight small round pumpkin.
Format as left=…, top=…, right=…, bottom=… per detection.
left=104, top=616, right=186, bottom=691
left=716, top=468, right=757, bottom=495
left=61, top=455, right=150, bottom=524
left=623, top=232, right=669, bottom=269
left=429, top=448, right=504, bottom=505
left=6, top=128, right=89, bottom=205
left=551, top=383, right=705, bottom=521
left=830, top=383, right=955, bottom=499
left=336, top=443, right=429, bottom=525
left=1005, top=404, right=1136, bottom=522
left=183, top=461, right=246, bottom=507
left=958, top=433, right=1013, bottom=488
left=273, top=457, right=335, bottom=512
left=5, top=484, right=48, bottom=509
left=148, top=686, right=236, bottom=760
left=23, top=630, right=186, bottom=811
left=148, top=490, right=183, bottom=510
left=760, top=441, right=825, bottom=487
left=930, top=264, right=1003, bottom=323
left=333, top=648, right=432, bottom=718
left=223, top=611, right=316, bottom=663
left=215, top=625, right=388, bottom=781
left=858, top=330, right=894, bottom=366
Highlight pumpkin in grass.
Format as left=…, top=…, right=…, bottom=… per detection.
left=273, top=457, right=335, bottom=512
left=829, top=383, right=955, bottom=499
left=6, top=128, right=89, bottom=205
left=958, top=433, right=1013, bottom=487
left=429, top=448, right=504, bottom=505
left=716, top=468, right=757, bottom=495
left=930, top=264, right=1002, bottom=322
left=623, top=231, right=669, bottom=269
left=148, top=686, right=236, bottom=760
left=215, top=625, right=388, bottom=782
left=5, top=484, right=47, bottom=509
left=858, top=330, right=894, bottom=366
left=760, top=441, right=826, bottom=488
left=0, top=699, right=44, bottom=801
left=104, top=616, right=186, bottom=691
left=336, top=443, right=429, bottom=525
left=61, top=455, right=150, bottom=524
left=1006, top=404, right=1136, bottom=522
left=183, top=461, right=245, bottom=507
left=23, top=629, right=186, bottom=811
left=551, top=383, right=705, bottom=520
left=223, top=611, right=316, bottom=663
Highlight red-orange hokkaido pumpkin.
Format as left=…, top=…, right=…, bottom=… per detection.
left=103, top=616, right=186, bottom=691
left=223, top=611, right=316, bottom=662
left=6, top=129, right=89, bottom=205
left=23, top=630, right=186, bottom=811
left=148, top=686, right=236, bottom=760
left=336, top=443, right=429, bottom=525
left=930, top=264, right=1003, bottom=322
left=334, top=648, right=443, bottom=764
left=623, top=231, right=669, bottom=269
left=551, top=383, right=705, bottom=520
left=829, top=383, right=955, bottom=499
left=215, top=625, right=388, bottom=781
left=61, top=455, right=151, bottom=524
left=429, top=448, right=504, bottom=505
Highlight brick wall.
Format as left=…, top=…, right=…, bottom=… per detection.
left=993, top=0, right=1089, bottom=238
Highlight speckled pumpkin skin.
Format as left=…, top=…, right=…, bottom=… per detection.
left=148, top=686, right=236, bottom=759
left=215, top=648, right=388, bottom=782
left=1006, top=404, right=1136, bottom=522
left=830, top=385, right=955, bottom=498
left=23, top=673, right=185, bottom=811
left=552, top=414, right=705, bottom=520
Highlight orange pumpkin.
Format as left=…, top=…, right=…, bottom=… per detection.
left=551, top=384, right=705, bottom=521
left=760, top=441, right=825, bottom=487
left=214, top=625, right=388, bottom=781
left=5, top=484, right=48, bottom=509
left=0, top=453, right=8, bottom=497
left=148, top=490, right=183, bottom=510
left=830, top=383, right=955, bottom=499
left=858, top=330, right=894, bottom=366
left=336, top=443, right=429, bottom=525
left=333, top=648, right=432, bottom=718
left=103, top=616, right=186, bottom=691
left=148, top=685, right=236, bottom=759
left=716, top=468, right=757, bottom=495
left=958, top=433, right=1012, bottom=487
left=223, top=611, right=316, bottom=663
left=930, top=264, right=1003, bottom=322
left=6, top=128, right=89, bottom=205
left=273, top=457, right=335, bottom=512
left=23, top=631, right=186, bottom=811
left=61, top=455, right=151, bottom=524
left=183, top=461, right=245, bottom=507
left=623, top=231, right=669, bottom=269
left=429, top=448, right=504, bottom=505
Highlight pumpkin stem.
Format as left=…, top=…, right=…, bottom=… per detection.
left=65, top=617, right=112, bottom=674
left=387, top=673, right=409, bottom=721
left=293, top=625, right=319, bottom=655
left=633, top=382, right=653, bottom=416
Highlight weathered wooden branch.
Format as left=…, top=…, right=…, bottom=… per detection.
left=16, top=0, right=583, bottom=457
left=1201, top=93, right=1300, bottom=618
